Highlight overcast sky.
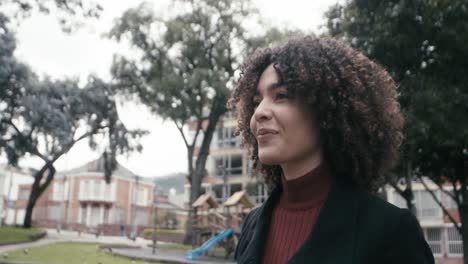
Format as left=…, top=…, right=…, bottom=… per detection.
left=11, top=0, right=341, bottom=178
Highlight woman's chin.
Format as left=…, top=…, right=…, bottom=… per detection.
left=258, top=153, right=281, bottom=165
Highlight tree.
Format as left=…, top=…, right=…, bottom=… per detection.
left=325, top=0, right=468, bottom=260
left=0, top=0, right=141, bottom=228
left=1, top=75, right=146, bottom=227
left=2, top=0, right=102, bottom=32
left=109, top=0, right=261, bottom=243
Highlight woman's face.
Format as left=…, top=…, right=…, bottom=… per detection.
left=250, top=64, right=322, bottom=167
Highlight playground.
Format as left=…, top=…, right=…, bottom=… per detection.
left=185, top=190, right=254, bottom=261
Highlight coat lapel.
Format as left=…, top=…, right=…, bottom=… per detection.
left=238, top=186, right=281, bottom=264
left=288, top=179, right=359, bottom=263
left=240, top=179, right=360, bottom=264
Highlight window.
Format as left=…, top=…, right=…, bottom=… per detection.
left=48, top=205, right=62, bottom=220
left=215, top=155, right=243, bottom=177
left=442, top=190, right=458, bottom=209
left=90, top=206, right=100, bottom=227
left=81, top=180, right=90, bottom=199
left=112, top=207, right=126, bottom=224
left=246, top=183, right=269, bottom=205
left=80, top=206, right=87, bottom=224
left=212, top=185, right=223, bottom=203
left=216, top=126, right=239, bottom=148
left=52, top=181, right=68, bottom=201
left=103, top=206, right=110, bottom=224
left=104, top=182, right=114, bottom=201
left=230, top=183, right=242, bottom=196
left=18, top=189, right=30, bottom=200
left=135, top=209, right=149, bottom=225
left=423, top=228, right=442, bottom=255
left=447, top=226, right=463, bottom=256
left=134, top=187, right=148, bottom=206
left=93, top=180, right=101, bottom=199
left=415, top=190, right=442, bottom=220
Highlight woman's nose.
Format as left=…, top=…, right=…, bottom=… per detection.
left=253, top=100, right=272, bottom=122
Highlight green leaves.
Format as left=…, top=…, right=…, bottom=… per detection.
left=325, top=0, right=468, bottom=183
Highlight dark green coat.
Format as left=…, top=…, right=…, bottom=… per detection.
left=235, top=179, right=435, bottom=264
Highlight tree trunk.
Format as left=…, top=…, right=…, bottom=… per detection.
left=403, top=171, right=417, bottom=215
left=184, top=148, right=195, bottom=244
left=23, top=162, right=55, bottom=228
left=183, top=100, right=225, bottom=244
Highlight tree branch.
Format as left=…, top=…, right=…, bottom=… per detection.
left=50, top=125, right=109, bottom=163
left=190, top=117, right=203, bottom=150
left=419, top=176, right=462, bottom=234
left=385, top=173, right=405, bottom=197
left=38, top=162, right=56, bottom=195
left=172, top=118, right=190, bottom=150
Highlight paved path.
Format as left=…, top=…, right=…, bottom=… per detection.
left=113, top=247, right=236, bottom=264
left=0, top=229, right=236, bottom=264
left=0, top=228, right=150, bottom=254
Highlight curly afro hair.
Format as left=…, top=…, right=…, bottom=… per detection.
left=228, top=37, right=404, bottom=192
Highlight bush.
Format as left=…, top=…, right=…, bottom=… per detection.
left=0, top=227, right=47, bottom=245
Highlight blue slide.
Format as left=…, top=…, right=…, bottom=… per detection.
left=186, top=228, right=234, bottom=260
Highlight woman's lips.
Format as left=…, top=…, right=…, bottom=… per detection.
left=257, top=132, right=276, bottom=143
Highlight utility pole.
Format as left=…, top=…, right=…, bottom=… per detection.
left=58, top=175, right=67, bottom=233
left=5, top=166, right=13, bottom=225
left=131, top=175, right=140, bottom=240
left=152, top=183, right=157, bottom=254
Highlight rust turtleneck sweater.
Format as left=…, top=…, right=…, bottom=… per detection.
left=261, top=162, right=334, bottom=264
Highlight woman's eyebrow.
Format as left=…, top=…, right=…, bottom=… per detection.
left=266, top=82, right=283, bottom=92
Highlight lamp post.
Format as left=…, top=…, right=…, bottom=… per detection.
left=152, top=184, right=157, bottom=254
left=131, top=175, right=140, bottom=240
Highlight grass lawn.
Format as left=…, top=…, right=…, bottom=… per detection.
left=0, top=227, right=45, bottom=244
left=4, top=242, right=163, bottom=264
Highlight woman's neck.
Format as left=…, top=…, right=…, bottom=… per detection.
left=281, top=151, right=323, bottom=180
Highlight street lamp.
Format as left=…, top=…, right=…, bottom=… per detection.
left=152, top=184, right=158, bottom=254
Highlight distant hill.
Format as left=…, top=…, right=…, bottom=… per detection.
left=153, top=173, right=186, bottom=195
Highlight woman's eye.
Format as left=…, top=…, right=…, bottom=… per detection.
left=275, top=93, right=289, bottom=100
left=252, top=100, right=260, bottom=108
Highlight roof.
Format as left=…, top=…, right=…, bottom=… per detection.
left=192, top=193, right=219, bottom=208
left=224, top=191, right=254, bottom=208
left=155, top=201, right=185, bottom=211
left=56, top=156, right=143, bottom=181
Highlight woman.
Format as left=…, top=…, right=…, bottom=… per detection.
left=228, top=37, right=434, bottom=264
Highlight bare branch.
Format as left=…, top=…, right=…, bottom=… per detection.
left=190, top=117, right=203, bottom=150
left=50, top=125, right=109, bottom=163
left=172, top=117, right=190, bottom=150
left=385, top=173, right=405, bottom=197
left=429, top=177, right=457, bottom=203
left=419, top=177, right=462, bottom=234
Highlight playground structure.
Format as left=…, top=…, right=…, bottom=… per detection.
left=188, top=190, right=254, bottom=260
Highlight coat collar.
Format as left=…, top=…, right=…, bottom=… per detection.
left=240, top=178, right=360, bottom=264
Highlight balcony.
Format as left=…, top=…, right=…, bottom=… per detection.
left=78, top=192, right=115, bottom=203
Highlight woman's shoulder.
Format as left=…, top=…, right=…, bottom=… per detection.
left=234, top=206, right=262, bottom=261
left=352, top=190, right=434, bottom=263
left=355, top=189, right=407, bottom=220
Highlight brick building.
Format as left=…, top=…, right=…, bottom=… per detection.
left=15, top=157, right=154, bottom=236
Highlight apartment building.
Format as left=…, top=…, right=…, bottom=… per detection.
left=14, top=157, right=154, bottom=236
left=189, top=111, right=269, bottom=207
